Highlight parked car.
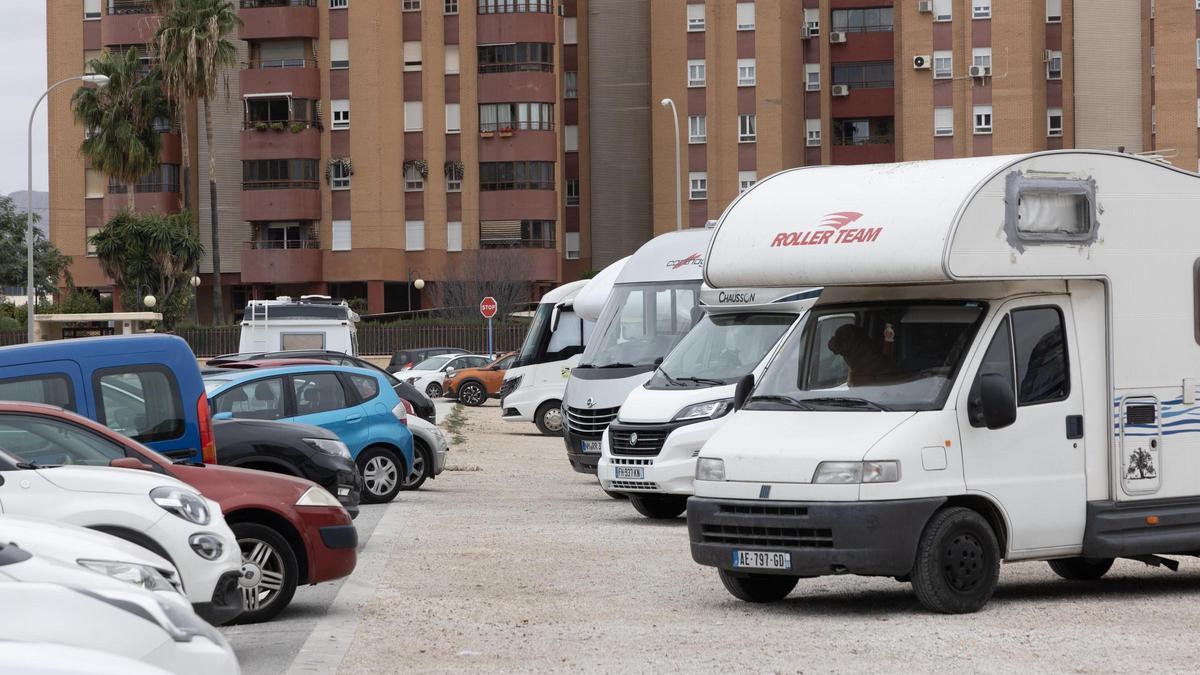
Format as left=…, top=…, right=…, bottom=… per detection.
left=444, top=352, right=516, bottom=406
left=403, top=412, right=449, bottom=491
left=0, top=402, right=358, bottom=624
left=204, top=365, right=415, bottom=503
left=402, top=353, right=493, bottom=399
left=0, top=334, right=216, bottom=464
left=0, top=642, right=176, bottom=675
left=388, top=347, right=467, bottom=372
left=214, top=418, right=362, bottom=517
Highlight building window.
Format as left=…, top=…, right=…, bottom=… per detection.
left=84, top=0, right=100, bottom=20
left=832, top=61, right=894, bottom=89
left=447, top=174, right=462, bottom=192
left=564, top=70, right=578, bottom=98
left=972, top=48, right=992, bottom=73
left=330, top=0, right=348, bottom=7
left=688, top=115, right=707, bottom=143
left=85, top=168, right=105, bottom=198
left=933, top=50, right=952, bottom=79
left=479, top=102, right=554, bottom=131
left=804, top=8, right=820, bottom=36
left=972, top=0, right=990, bottom=19
left=736, top=2, right=755, bottom=30
left=244, top=160, right=319, bottom=190
left=330, top=39, right=349, bottom=69
left=110, top=164, right=182, bottom=194
left=331, top=161, right=351, bottom=190
left=831, top=8, right=894, bottom=33
left=688, top=60, right=706, bottom=87
left=445, top=103, right=461, bottom=134
left=1046, top=50, right=1063, bottom=80
left=933, top=0, right=951, bottom=22
left=445, top=0, right=458, bottom=13
left=566, top=178, right=580, bottom=206
left=832, top=117, right=894, bottom=146
left=687, top=4, right=705, bottom=31
left=1047, top=107, right=1063, bottom=137
left=332, top=99, right=350, bottom=130
left=406, top=221, right=425, bottom=251
left=447, top=222, right=463, bottom=252
left=1046, top=0, right=1062, bottom=22
left=564, top=17, right=578, bottom=45
left=738, top=114, right=757, bottom=143
left=565, top=231, right=580, bottom=260
left=565, top=125, right=579, bottom=151
left=85, top=226, right=100, bottom=256
left=806, top=118, right=821, bottom=146
left=403, top=0, right=421, bottom=9
left=478, top=0, right=554, bottom=13
left=480, top=220, right=556, bottom=248
left=404, top=41, right=422, bottom=72
left=479, top=161, right=555, bottom=190
left=1196, top=39, right=1200, bottom=69
left=737, top=59, right=756, bottom=86
left=1152, top=104, right=1157, bottom=134
left=332, top=219, right=351, bottom=250
left=404, top=163, right=425, bottom=191
left=689, top=172, right=707, bottom=200
left=445, top=45, right=460, bottom=74
left=738, top=171, right=756, bottom=192
left=805, top=63, right=821, bottom=91
left=973, top=105, right=993, bottom=134
left=934, top=107, right=953, bottom=136
left=404, top=101, right=423, bottom=131
left=1151, top=46, right=1155, bottom=77
left=478, top=42, right=555, bottom=73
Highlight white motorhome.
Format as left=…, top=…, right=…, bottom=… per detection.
left=238, top=295, right=359, bottom=355
left=563, top=229, right=711, bottom=474
left=597, top=286, right=819, bottom=518
left=690, top=151, right=1200, bottom=614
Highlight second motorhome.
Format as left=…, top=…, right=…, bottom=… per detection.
left=689, top=151, right=1200, bottom=613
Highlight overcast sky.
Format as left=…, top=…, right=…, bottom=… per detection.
left=0, top=3, right=49, bottom=194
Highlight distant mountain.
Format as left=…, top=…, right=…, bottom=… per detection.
left=5, top=191, right=49, bottom=234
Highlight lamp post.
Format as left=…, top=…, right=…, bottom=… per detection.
left=135, top=284, right=157, bottom=311
left=659, top=98, right=682, bottom=231
left=407, top=272, right=425, bottom=315
left=27, top=73, right=110, bottom=342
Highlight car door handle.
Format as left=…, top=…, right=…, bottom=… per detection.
left=346, top=414, right=363, bottom=423
left=1066, top=415, right=1083, bottom=440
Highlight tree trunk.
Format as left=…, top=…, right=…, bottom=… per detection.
left=205, top=100, right=224, bottom=325
left=127, top=183, right=136, bottom=209
left=179, top=104, right=191, bottom=211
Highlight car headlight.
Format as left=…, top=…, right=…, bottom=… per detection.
left=672, top=399, right=734, bottom=422
left=77, top=559, right=180, bottom=595
left=304, top=437, right=352, bottom=460
left=296, top=485, right=343, bottom=507
left=150, top=486, right=210, bottom=525
left=812, top=460, right=900, bottom=484
left=696, top=457, right=725, bottom=481
left=406, top=377, right=418, bottom=384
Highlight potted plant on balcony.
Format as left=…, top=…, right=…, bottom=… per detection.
left=480, top=127, right=494, bottom=138
left=270, top=121, right=285, bottom=132
left=289, top=121, right=306, bottom=134
left=499, top=125, right=514, bottom=137
left=254, top=121, right=268, bottom=131
left=326, top=157, right=354, bottom=184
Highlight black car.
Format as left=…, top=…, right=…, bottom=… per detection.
left=388, top=347, right=467, bottom=372
left=213, top=418, right=362, bottom=518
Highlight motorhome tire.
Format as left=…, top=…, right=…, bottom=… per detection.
left=534, top=401, right=564, bottom=436
left=425, top=382, right=443, bottom=399
left=400, top=440, right=431, bottom=491
left=718, top=569, right=800, bottom=603
left=1047, top=557, right=1114, bottom=581
left=357, top=446, right=406, bottom=503
left=911, top=507, right=1000, bottom=614
left=629, top=494, right=687, bottom=519
left=458, top=381, right=487, bottom=406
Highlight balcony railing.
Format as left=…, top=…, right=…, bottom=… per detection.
left=246, top=57, right=314, bottom=69
left=478, top=61, right=555, bottom=74
left=248, top=238, right=320, bottom=249
left=108, top=181, right=180, bottom=194
left=477, top=0, right=553, bottom=14
left=479, top=180, right=555, bottom=191
left=242, top=179, right=320, bottom=190
left=240, top=0, right=317, bottom=7
left=832, top=134, right=895, bottom=146
left=108, top=0, right=155, bottom=15
left=479, top=121, right=555, bottom=132
left=480, top=238, right=556, bottom=249
left=243, top=118, right=320, bottom=130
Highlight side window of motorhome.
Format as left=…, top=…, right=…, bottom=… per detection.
left=94, top=366, right=184, bottom=443
left=969, top=308, right=1069, bottom=426
left=292, top=373, right=348, bottom=415
left=281, top=332, right=326, bottom=351
left=807, top=314, right=856, bottom=389
left=0, top=374, right=76, bottom=411
left=1006, top=173, right=1097, bottom=245
left=545, top=311, right=584, bottom=359
left=215, top=378, right=287, bottom=421
left=969, top=317, right=1014, bottom=427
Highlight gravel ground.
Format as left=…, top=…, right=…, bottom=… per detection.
left=339, top=402, right=1200, bottom=673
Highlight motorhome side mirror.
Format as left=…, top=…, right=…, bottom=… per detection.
left=212, top=411, right=234, bottom=421
left=550, top=305, right=562, bottom=332
left=654, top=357, right=663, bottom=367
left=979, top=373, right=1017, bottom=430
left=733, top=373, right=755, bottom=411
left=109, top=457, right=153, bottom=471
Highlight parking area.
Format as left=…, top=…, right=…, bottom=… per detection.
left=226, top=401, right=1200, bottom=673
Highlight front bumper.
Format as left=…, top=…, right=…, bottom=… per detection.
left=145, top=635, right=240, bottom=675
left=598, top=418, right=721, bottom=495
left=563, top=429, right=600, bottom=474
left=687, top=496, right=945, bottom=578
left=300, top=507, right=358, bottom=584
left=193, top=569, right=243, bottom=625
left=433, top=446, right=448, bottom=476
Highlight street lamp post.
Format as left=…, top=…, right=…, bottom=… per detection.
left=407, top=272, right=426, bottom=315
left=659, top=98, right=682, bottom=231
left=27, top=73, right=110, bottom=343
left=135, top=285, right=158, bottom=311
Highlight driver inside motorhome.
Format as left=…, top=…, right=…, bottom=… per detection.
left=751, top=302, right=985, bottom=412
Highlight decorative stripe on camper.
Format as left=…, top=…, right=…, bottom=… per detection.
left=1113, top=396, right=1200, bottom=437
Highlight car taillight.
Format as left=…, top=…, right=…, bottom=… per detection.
left=197, top=394, right=217, bottom=464
left=391, top=402, right=409, bottom=426
left=402, top=399, right=414, bottom=415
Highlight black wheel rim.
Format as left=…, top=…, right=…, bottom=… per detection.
left=462, top=384, right=483, bottom=405
left=942, top=532, right=986, bottom=592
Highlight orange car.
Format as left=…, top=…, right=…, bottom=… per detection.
left=444, top=352, right=516, bottom=406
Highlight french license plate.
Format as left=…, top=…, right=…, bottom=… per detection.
left=614, top=466, right=644, bottom=480
left=582, top=440, right=602, bottom=454
left=732, top=550, right=791, bottom=570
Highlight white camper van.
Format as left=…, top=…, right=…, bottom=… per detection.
left=690, top=151, right=1200, bottom=614
left=597, top=286, right=819, bottom=518
left=238, top=295, right=359, bottom=355
left=563, top=229, right=711, bottom=474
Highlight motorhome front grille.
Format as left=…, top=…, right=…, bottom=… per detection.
left=700, top=524, right=833, bottom=548
left=610, top=480, right=660, bottom=491
left=499, top=376, right=522, bottom=400
left=610, top=457, right=652, bottom=466
left=609, top=425, right=670, bottom=457
left=565, top=406, right=620, bottom=436
left=719, top=504, right=809, bottom=517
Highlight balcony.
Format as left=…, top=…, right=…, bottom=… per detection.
left=477, top=10, right=556, bottom=44
left=239, top=0, right=319, bottom=41
left=102, top=191, right=181, bottom=221
left=241, top=181, right=321, bottom=221
left=478, top=127, right=557, bottom=162
left=102, top=1, right=158, bottom=46
left=240, top=240, right=323, bottom=284
left=240, top=60, right=321, bottom=99
left=241, top=125, right=321, bottom=160
left=830, top=141, right=895, bottom=165
left=478, top=189, right=556, bottom=221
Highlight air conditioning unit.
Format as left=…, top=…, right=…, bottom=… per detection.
left=802, top=25, right=818, bottom=39
left=969, top=65, right=990, bottom=78
left=917, top=0, right=933, bottom=13
left=913, top=55, right=932, bottom=70
left=829, top=31, right=847, bottom=44
left=831, top=84, right=850, bottom=97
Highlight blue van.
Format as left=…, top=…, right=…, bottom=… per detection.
left=0, top=335, right=215, bottom=463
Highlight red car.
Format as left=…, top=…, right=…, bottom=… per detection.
left=0, top=402, right=357, bottom=624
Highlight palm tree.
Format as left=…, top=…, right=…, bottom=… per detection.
left=71, top=48, right=168, bottom=208
left=154, top=0, right=241, bottom=324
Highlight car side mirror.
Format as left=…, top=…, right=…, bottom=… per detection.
left=110, top=457, right=153, bottom=471
left=212, top=411, right=234, bottom=421
left=733, top=373, right=755, bottom=411
left=979, top=373, right=1017, bottom=430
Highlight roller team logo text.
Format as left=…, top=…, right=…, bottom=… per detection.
left=770, top=211, right=882, bottom=247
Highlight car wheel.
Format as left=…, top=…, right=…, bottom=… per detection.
left=458, top=381, right=487, bottom=407
left=910, top=507, right=1001, bottom=614
left=425, top=382, right=443, bottom=398
left=1048, top=557, right=1114, bottom=581
left=534, top=401, right=564, bottom=436
left=718, top=569, right=799, bottom=603
left=628, top=494, right=687, bottom=519
left=229, top=522, right=298, bottom=625
left=357, top=446, right=406, bottom=503
left=401, top=440, right=432, bottom=491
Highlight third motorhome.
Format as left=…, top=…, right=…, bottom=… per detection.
left=689, top=151, right=1200, bottom=613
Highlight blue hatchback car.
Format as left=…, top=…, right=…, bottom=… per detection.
left=203, top=365, right=414, bottom=503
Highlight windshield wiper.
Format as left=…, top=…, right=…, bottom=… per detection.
left=14, top=461, right=54, bottom=470
left=676, top=376, right=727, bottom=386
left=595, top=362, right=638, bottom=369
left=745, top=395, right=812, bottom=410
left=802, top=396, right=892, bottom=412
left=657, top=367, right=683, bottom=387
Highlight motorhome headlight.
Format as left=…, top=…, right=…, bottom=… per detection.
left=150, top=486, right=211, bottom=525
left=696, top=457, right=725, bottom=481
left=77, top=559, right=180, bottom=595
left=672, top=399, right=734, bottom=422
left=862, top=461, right=901, bottom=483
left=812, top=461, right=900, bottom=484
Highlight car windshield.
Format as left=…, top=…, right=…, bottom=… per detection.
left=747, top=301, right=986, bottom=412
left=580, top=281, right=701, bottom=368
left=646, top=313, right=796, bottom=389
left=413, top=355, right=454, bottom=371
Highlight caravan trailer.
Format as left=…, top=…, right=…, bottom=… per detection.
left=238, top=296, right=359, bottom=356
left=689, top=151, right=1200, bottom=613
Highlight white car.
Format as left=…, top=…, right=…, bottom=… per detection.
left=0, top=642, right=173, bottom=675
left=400, top=353, right=492, bottom=398
left=0, top=450, right=244, bottom=625
left=402, top=414, right=449, bottom=490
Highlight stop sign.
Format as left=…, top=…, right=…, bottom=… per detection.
left=479, top=296, right=498, bottom=319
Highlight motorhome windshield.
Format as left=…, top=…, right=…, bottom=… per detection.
left=646, top=313, right=795, bottom=389
left=579, top=282, right=701, bottom=369
left=747, top=302, right=985, bottom=412
left=514, top=303, right=585, bottom=369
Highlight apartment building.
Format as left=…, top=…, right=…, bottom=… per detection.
left=48, top=0, right=589, bottom=321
